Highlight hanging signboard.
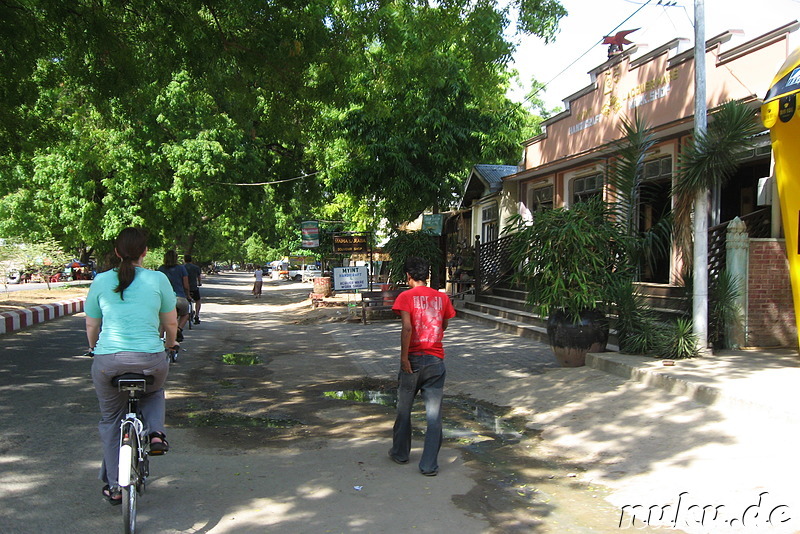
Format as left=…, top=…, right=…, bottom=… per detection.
left=333, top=233, right=369, bottom=253
left=421, top=214, right=444, bottom=236
left=333, top=266, right=369, bottom=291
left=301, top=221, right=320, bottom=248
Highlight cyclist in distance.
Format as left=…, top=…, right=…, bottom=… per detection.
left=183, top=254, right=202, bottom=324
left=158, top=250, right=191, bottom=342
left=85, top=227, right=177, bottom=505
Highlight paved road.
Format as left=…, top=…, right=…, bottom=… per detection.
left=1, top=279, right=90, bottom=293
left=0, top=272, right=657, bottom=533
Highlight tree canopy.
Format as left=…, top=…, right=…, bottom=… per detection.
left=0, top=0, right=566, bottom=262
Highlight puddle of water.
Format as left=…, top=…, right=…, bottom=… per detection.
left=221, top=352, right=261, bottom=365
left=323, top=389, right=526, bottom=443
left=186, top=410, right=302, bottom=428
left=323, top=390, right=396, bottom=406
left=448, top=398, right=525, bottom=441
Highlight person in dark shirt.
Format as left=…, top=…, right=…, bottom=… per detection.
left=183, top=255, right=203, bottom=324
left=158, top=250, right=190, bottom=341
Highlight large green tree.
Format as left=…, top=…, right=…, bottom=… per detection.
left=0, top=0, right=566, bottom=257
left=317, top=0, right=564, bottom=226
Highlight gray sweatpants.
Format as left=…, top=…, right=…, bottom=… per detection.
left=91, top=351, right=169, bottom=487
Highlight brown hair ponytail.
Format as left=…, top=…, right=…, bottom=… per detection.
left=113, top=227, right=148, bottom=300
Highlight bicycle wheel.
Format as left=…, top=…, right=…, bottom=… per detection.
left=121, top=431, right=139, bottom=534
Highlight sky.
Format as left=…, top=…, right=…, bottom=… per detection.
left=508, top=0, right=800, bottom=110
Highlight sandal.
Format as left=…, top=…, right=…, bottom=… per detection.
left=149, top=432, right=169, bottom=455
left=102, top=484, right=122, bottom=505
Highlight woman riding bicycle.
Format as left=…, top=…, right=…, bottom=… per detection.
left=158, top=250, right=191, bottom=342
left=85, top=227, right=177, bottom=505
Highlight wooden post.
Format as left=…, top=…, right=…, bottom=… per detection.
left=474, top=235, right=481, bottom=297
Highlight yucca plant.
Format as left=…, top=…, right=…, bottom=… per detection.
left=709, top=270, right=742, bottom=349
left=672, top=100, right=761, bottom=268
left=682, top=269, right=742, bottom=350
left=655, top=318, right=699, bottom=359
left=606, top=114, right=673, bottom=280
left=610, top=278, right=661, bottom=355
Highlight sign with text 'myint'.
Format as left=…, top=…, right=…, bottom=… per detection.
left=333, top=234, right=368, bottom=254
left=333, top=266, right=369, bottom=291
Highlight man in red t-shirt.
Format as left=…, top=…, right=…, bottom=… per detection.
left=389, top=256, right=456, bottom=476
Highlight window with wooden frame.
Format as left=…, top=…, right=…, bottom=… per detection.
left=643, top=155, right=672, bottom=181
left=572, top=173, right=604, bottom=204
left=481, top=202, right=499, bottom=243
left=528, top=185, right=554, bottom=213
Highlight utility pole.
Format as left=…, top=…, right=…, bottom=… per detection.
left=692, top=0, right=710, bottom=353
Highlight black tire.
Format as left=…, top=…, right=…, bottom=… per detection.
left=122, top=432, right=139, bottom=534
left=293, top=274, right=302, bottom=281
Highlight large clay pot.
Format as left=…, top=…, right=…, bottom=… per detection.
left=313, top=276, right=332, bottom=297
left=546, top=309, right=609, bottom=367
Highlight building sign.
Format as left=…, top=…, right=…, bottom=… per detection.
left=333, top=266, right=369, bottom=291
left=333, top=234, right=369, bottom=253
left=569, top=114, right=603, bottom=135
left=626, top=71, right=678, bottom=110
left=569, top=67, right=683, bottom=134
left=628, top=84, right=671, bottom=110
left=421, top=214, right=444, bottom=236
left=301, top=221, right=320, bottom=248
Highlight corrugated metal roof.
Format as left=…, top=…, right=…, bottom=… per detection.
left=473, top=165, right=519, bottom=190
left=459, top=164, right=519, bottom=209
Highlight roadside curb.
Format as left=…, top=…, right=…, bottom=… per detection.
left=0, top=297, right=86, bottom=335
left=587, top=350, right=800, bottom=423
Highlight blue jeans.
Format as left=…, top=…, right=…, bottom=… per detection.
left=390, top=353, right=446, bottom=474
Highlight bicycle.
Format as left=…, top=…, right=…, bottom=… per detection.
left=167, top=344, right=180, bottom=364
left=113, top=373, right=154, bottom=534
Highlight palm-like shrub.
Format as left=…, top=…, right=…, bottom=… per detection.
left=384, top=230, right=443, bottom=285
left=506, top=197, right=634, bottom=323
left=672, top=101, right=761, bottom=267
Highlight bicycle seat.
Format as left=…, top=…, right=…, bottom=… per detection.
left=111, top=373, right=155, bottom=387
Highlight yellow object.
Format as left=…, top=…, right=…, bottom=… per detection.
left=761, top=47, right=800, bottom=348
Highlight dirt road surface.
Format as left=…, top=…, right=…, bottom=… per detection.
left=0, top=272, right=660, bottom=533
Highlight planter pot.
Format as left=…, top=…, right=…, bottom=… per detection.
left=546, top=309, right=609, bottom=367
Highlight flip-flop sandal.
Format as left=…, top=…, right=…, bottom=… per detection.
left=102, top=484, right=122, bottom=505
left=149, top=432, right=169, bottom=455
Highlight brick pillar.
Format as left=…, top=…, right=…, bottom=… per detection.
left=747, top=239, right=797, bottom=348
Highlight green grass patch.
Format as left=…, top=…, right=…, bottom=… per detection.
left=221, top=352, right=261, bottom=365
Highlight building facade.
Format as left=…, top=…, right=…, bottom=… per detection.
left=501, top=21, right=799, bottom=347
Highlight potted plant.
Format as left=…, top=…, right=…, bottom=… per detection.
left=506, top=197, right=634, bottom=366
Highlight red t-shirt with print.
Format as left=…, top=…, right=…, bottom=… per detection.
left=392, top=286, right=456, bottom=359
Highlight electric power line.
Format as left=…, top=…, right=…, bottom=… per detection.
left=216, top=170, right=321, bottom=186
left=521, top=0, right=654, bottom=108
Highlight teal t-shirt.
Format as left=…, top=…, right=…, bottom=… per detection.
left=85, top=267, right=177, bottom=354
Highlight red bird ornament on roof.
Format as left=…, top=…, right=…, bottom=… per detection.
left=603, top=29, right=639, bottom=57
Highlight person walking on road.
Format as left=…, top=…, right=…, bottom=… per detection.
left=253, top=266, right=263, bottom=298
left=388, top=256, right=456, bottom=476
left=158, top=250, right=191, bottom=341
left=183, top=254, right=202, bottom=324
left=84, top=227, right=177, bottom=505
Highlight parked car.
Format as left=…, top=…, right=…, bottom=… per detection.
left=287, top=265, right=321, bottom=282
